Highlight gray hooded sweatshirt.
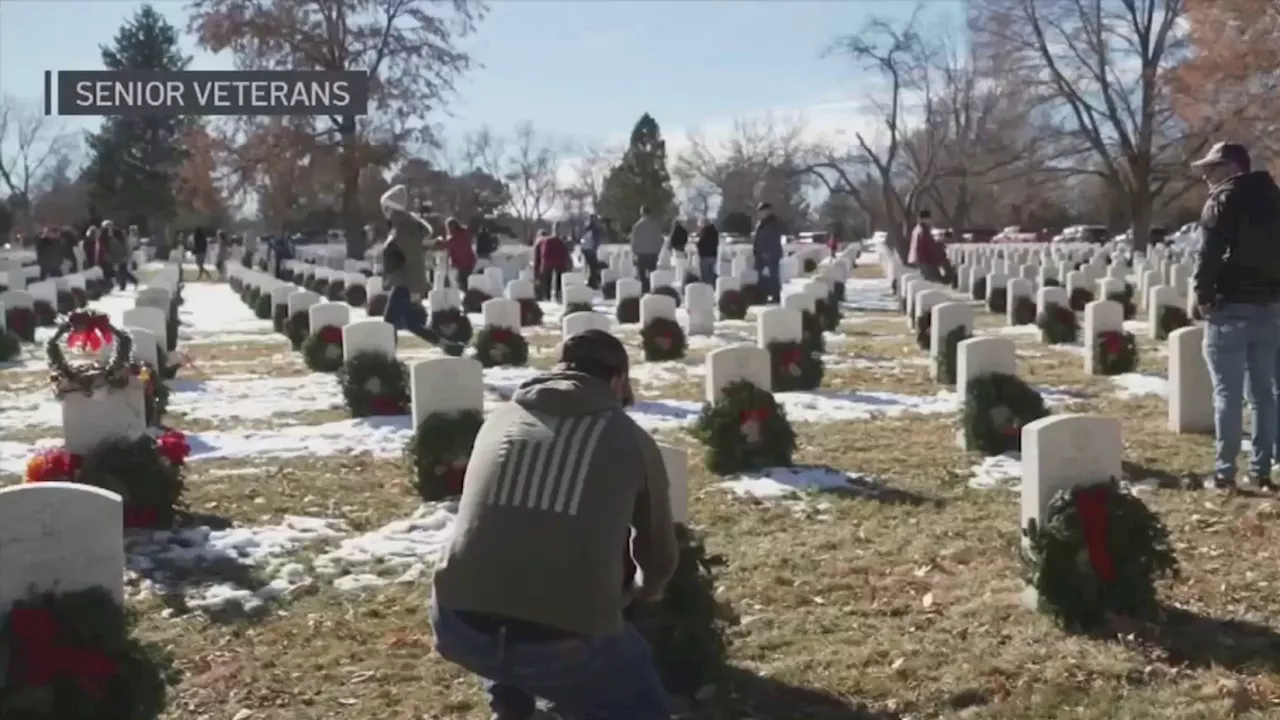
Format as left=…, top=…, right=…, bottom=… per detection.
left=630, top=214, right=665, bottom=255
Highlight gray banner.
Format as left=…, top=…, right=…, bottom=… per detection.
left=54, top=70, right=369, bottom=117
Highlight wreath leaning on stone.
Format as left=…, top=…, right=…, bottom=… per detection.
left=800, top=310, right=825, bottom=355
left=518, top=298, right=544, bottom=327
left=406, top=410, right=484, bottom=501
left=344, top=284, right=367, bottom=308
left=652, top=285, right=681, bottom=307
left=815, top=296, right=841, bottom=332
left=302, top=324, right=345, bottom=373
left=285, top=310, right=310, bottom=350
left=473, top=325, right=530, bottom=368
left=254, top=292, right=272, bottom=320
left=1021, top=478, right=1179, bottom=631
left=717, top=290, right=747, bottom=320
left=0, top=327, right=20, bottom=361
left=272, top=302, right=288, bottom=334
left=766, top=341, right=823, bottom=391
left=962, top=372, right=1049, bottom=455
left=641, top=317, right=687, bottom=361
left=601, top=279, right=617, bottom=300
left=463, top=288, right=492, bottom=314
left=693, top=380, right=796, bottom=475
left=915, top=311, right=933, bottom=352
left=1155, top=304, right=1191, bottom=341
left=1010, top=295, right=1037, bottom=326
left=615, top=296, right=640, bottom=324
left=56, top=288, right=75, bottom=314
left=1036, top=304, right=1078, bottom=345
left=339, top=351, right=409, bottom=417
left=430, top=307, right=474, bottom=344
left=6, top=306, right=37, bottom=342
left=1093, top=330, right=1138, bottom=375
left=367, top=293, right=388, bottom=317
left=0, top=586, right=176, bottom=720
left=1068, top=287, right=1094, bottom=311
left=986, top=286, right=1008, bottom=314
left=970, top=276, right=988, bottom=301
left=1106, top=292, right=1136, bottom=320
left=33, top=299, right=57, bottom=327
left=830, top=281, right=846, bottom=303
left=935, top=326, right=969, bottom=386
left=326, top=279, right=346, bottom=302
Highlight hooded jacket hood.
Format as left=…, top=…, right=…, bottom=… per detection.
left=511, top=371, right=620, bottom=417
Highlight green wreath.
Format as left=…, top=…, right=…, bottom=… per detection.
left=34, top=300, right=57, bottom=327
left=741, top=282, right=764, bottom=305
left=563, top=301, right=594, bottom=316
left=272, top=303, right=288, bottom=333
left=802, top=257, right=818, bottom=274
left=312, top=278, right=330, bottom=297
left=717, top=290, right=747, bottom=320
left=302, top=275, right=317, bottom=292
left=962, top=372, right=1048, bottom=455
left=367, top=293, right=388, bottom=317
left=1068, top=288, right=1094, bottom=311
left=56, top=289, right=75, bottom=314
left=339, top=351, right=410, bottom=417
left=285, top=310, right=310, bottom=350
left=693, top=380, right=796, bottom=474
left=246, top=286, right=262, bottom=309
left=164, top=308, right=178, bottom=352
left=302, top=324, right=345, bottom=373
left=970, top=276, right=987, bottom=301
left=253, top=293, right=271, bottom=320
left=1010, top=295, right=1036, bottom=325
left=326, top=280, right=346, bottom=302
left=1021, top=478, right=1179, bottom=630
left=652, top=286, right=681, bottom=307
left=518, top=298, right=544, bottom=326
left=229, top=276, right=243, bottom=292
left=473, top=326, right=529, bottom=368
left=430, top=307, right=474, bottom=344
left=344, top=284, right=367, bottom=308
left=1093, top=330, right=1138, bottom=375
left=615, top=296, right=640, bottom=324
left=641, top=317, right=687, bottom=361
left=76, top=434, right=188, bottom=529
left=139, top=362, right=169, bottom=427
left=1042, top=277, right=1061, bottom=288
left=1036, top=305, right=1078, bottom=344
left=602, top=279, right=617, bottom=300
left=0, top=329, right=19, bottom=361
left=6, top=307, right=37, bottom=342
left=0, top=586, right=175, bottom=720
left=279, top=269, right=295, bottom=284
left=1155, top=305, right=1190, bottom=341
left=986, top=286, right=1008, bottom=314
left=463, top=288, right=491, bottom=314
left=406, top=410, right=484, bottom=501
left=800, top=310, right=825, bottom=355
left=935, top=326, right=968, bottom=385
left=814, top=296, right=840, bottom=332
left=1105, top=292, right=1136, bottom=320
left=915, top=311, right=933, bottom=351
left=766, top=341, right=823, bottom=391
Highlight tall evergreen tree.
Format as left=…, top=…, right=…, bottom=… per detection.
left=598, top=113, right=676, bottom=231
left=82, top=5, right=191, bottom=232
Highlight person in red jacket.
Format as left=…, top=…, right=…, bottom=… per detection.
left=907, top=210, right=951, bottom=283
left=444, top=217, right=477, bottom=291
left=533, top=226, right=570, bottom=301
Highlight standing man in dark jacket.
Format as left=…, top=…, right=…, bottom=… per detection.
left=752, top=202, right=784, bottom=303
left=668, top=218, right=688, bottom=257
left=432, top=329, right=678, bottom=720
left=192, top=228, right=211, bottom=280
left=1190, top=142, right=1280, bottom=491
left=696, top=218, right=719, bottom=284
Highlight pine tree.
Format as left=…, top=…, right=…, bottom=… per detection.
left=598, top=113, right=676, bottom=232
left=82, top=4, right=191, bottom=233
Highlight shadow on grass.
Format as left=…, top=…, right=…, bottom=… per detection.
left=1116, top=604, right=1280, bottom=673
left=703, top=666, right=901, bottom=719
left=1122, top=460, right=1187, bottom=490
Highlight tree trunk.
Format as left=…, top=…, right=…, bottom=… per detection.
left=340, top=122, right=365, bottom=260
left=1128, top=158, right=1154, bottom=255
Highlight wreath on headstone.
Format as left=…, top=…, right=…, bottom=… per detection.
left=326, top=279, right=346, bottom=302
left=285, top=310, right=310, bottom=350
left=967, top=275, right=987, bottom=301
left=602, top=279, right=617, bottom=300
left=1036, top=304, right=1078, bottom=344
left=802, top=257, right=818, bottom=274
left=800, top=310, right=825, bottom=354
left=0, top=586, right=175, bottom=719
left=962, top=372, right=1049, bottom=455
left=652, top=286, right=681, bottom=307
left=0, top=327, right=20, bottom=361
left=1155, top=305, right=1190, bottom=340
left=56, top=288, right=75, bottom=314
left=33, top=299, right=56, bottom=327
left=1042, top=277, right=1061, bottom=288
left=430, top=307, right=474, bottom=344
left=615, top=296, right=640, bottom=324
left=986, top=286, right=1008, bottom=314
left=766, top=341, right=823, bottom=391
left=740, top=282, right=763, bottom=305
left=1010, top=295, right=1037, bottom=325
left=717, top=290, right=747, bottom=320
left=1069, top=287, right=1094, bottom=311
left=641, top=317, right=687, bottom=361
left=683, top=272, right=700, bottom=286
left=1093, top=330, right=1138, bottom=375
left=563, top=301, right=593, bottom=316
left=1106, top=292, right=1136, bottom=320
left=814, top=296, right=841, bottom=332
left=229, top=276, right=243, bottom=293
left=312, top=278, right=330, bottom=297
left=272, top=302, right=288, bottom=333
left=26, top=431, right=190, bottom=530
left=164, top=305, right=179, bottom=353
left=46, top=311, right=134, bottom=398
left=407, top=410, right=484, bottom=501
left=70, top=286, right=88, bottom=308
left=1021, top=478, right=1179, bottom=630
left=366, top=293, right=388, bottom=317
left=253, top=292, right=272, bottom=320
left=339, top=351, right=409, bottom=417
left=473, top=326, right=529, bottom=368
left=245, top=286, right=261, bottom=309
left=693, top=380, right=796, bottom=475
left=915, top=311, right=933, bottom=352
left=344, top=283, right=367, bottom=308
left=302, top=324, right=345, bottom=373
left=137, top=362, right=170, bottom=427
left=463, top=287, right=492, bottom=314
left=935, top=326, right=969, bottom=385
left=279, top=268, right=295, bottom=284
left=518, top=298, right=544, bottom=326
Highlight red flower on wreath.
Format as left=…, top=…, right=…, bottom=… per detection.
left=123, top=506, right=159, bottom=529
left=739, top=407, right=768, bottom=443
left=9, top=605, right=119, bottom=697
left=435, top=460, right=468, bottom=494
left=1001, top=424, right=1021, bottom=438
left=1074, top=486, right=1117, bottom=583
left=318, top=325, right=343, bottom=344
left=781, top=347, right=803, bottom=375
left=156, top=430, right=191, bottom=466
left=66, top=311, right=114, bottom=352
left=490, top=328, right=514, bottom=343
left=25, top=448, right=82, bottom=484
left=1098, top=330, right=1125, bottom=356
left=370, top=395, right=405, bottom=415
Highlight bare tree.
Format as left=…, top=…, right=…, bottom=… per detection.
left=504, top=122, right=562, bottom=238
left=0, top=97, right=72, bottom=229
left=569, top=143, right=620, bottom=210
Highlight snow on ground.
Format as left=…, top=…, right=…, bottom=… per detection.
left=1112, top=373, right=1167, bottom=398
left=720, top=466, right=881, bottom=499
left=969, top=453, right=1022, bottom=490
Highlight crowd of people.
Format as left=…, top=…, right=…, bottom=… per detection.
left=18, top=220, right=141, bottom=290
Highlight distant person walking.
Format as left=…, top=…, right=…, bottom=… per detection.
left=534, top=226, right=570, bottom=301
left=192, top=228, right=211, bottom=280
left=379, top=185, right=463, bottom=356
left=215, top=230, right=231, bottom=279
left=444, top=217, right=477, bottom=291
left=908, top=210, right=949, bottom=283
left=696, top=218, right=719, bottom=284
left=1190, top=142, right=1280, bottom=491
left=752, top=202, right=784, bottom=303
left=630, top=205, right=664, bottom=292
left=105, top=222, right=138, bottom=290
left=668, top=218, right=688, bottom=258
left=579, top=214, right=604, bottom=289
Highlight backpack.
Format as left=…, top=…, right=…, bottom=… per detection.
left=476, top=229, right=498, bottom=259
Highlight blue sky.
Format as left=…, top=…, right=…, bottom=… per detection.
left=0, top=0, right=960, bottom=167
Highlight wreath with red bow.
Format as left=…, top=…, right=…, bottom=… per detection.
left=6, top=306, right=37, bottom=343
left=1068, top=287, right=1094, bottom=311
left=518, top=298, right=545, bottom=327
left=615, top=296, right=640, bottom=324
left=429, top=307, right=474, bottom=344
left=46, top=311, right=134, bottom=400
left=285, top=310, right=310, bottom=350
left=717, top=290, right=747, bottom=320
left=302, top=324, right=345, bottom=373
left=25, top=431, right=189, bottom=530
left=1105, top=291, right=1136, bottom=320
left=693, top=380, right=796, bottom=475
left=935, top=326, right=969, bottom=385
left=1154, top=304, right=1191, bottom=341
left=473, top=325, right=529, bottom=368
left=641, top=317, right=687, bottom=361
left=407, top=410, right=484, bottom=501
left=326, top=279, right=346, bottom=302
left=338, top=351, right=410, bottom=418
left=1010, top=295, right=1037, bottom=325
left=366, top=292, right=388, bottom=317
left=651, top=286, right=681, bottom=308
left=766, top=341, right=823, bottom=391
left=33, top=299, right=57, bottom=327
left=0, top=586, right=174, bottom=719
left=986, top=286, right=1008, bottom=315
left=970, top=276, right=988, bottom=301
left=344, top=283, right=367, bottom=308
left=1021, top=478, right=1179, bottom=630
left=1035, top=304, right=1078, bottom=344
left=463, top=288, right=492, bottom=314
left=1093, top=330, right=1138, bottom=375
left=962, top=372, right=1049, bottom=455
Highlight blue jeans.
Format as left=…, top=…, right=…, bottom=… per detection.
left=382, top=286, right=437, bottom=346
left=698, top=256, right=717, bottom=285
left=754, top=258, right=780, bottom=303
left=1203, top=302, right=1280, bottom=480
left=430, top=604, right=669, bottom=720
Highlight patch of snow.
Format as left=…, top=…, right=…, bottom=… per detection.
left=969, top=453, right=1022, bottom=490
left=314, top=502, right=458, bottom=591
left=1111, top=373, right=1167, bottom=398
left=720, top=466, right=879, bottom=498
left=168, top=374, right=345, bottom=421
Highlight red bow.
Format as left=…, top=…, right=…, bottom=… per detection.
left=490, top=329, right=512, bottom=342
left=740, top=408, right=768, bottom=424
left=781, top=348, right=802, bottom=366
left=123, top=505, right=159, bottom=529
left=1074, top=487, right=1117, bottom=583
left=156, top=430, right=190, bottom=466
left=9, top=606, right=118, bottom=697
left=442, top=464, right=466, bottom=494
left=370, top=395, right=405, bottom=416
left=1099, top=331, right=1124, bottom=355
left=318, top=326, right=343, bottom=344
left=66, top=313, right=113, bottom=352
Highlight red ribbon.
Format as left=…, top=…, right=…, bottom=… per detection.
left=318, top=326, right=343, bottom=344
left=9, top=606, right=118, bottom=697
left=782, top=348, right=802, bottom=365
left=156, top=430, right=190, bottom=466
left=740, top=408, right=768, bottom=424
left=443, top=464, right=466, bottom=494
left=1074, top=487, right=1117, bottom=583
left=1099, top=331, right=1124, bottom=356
left=490, top=329, right=512, bottom=342
left=369, top=395, right=405, bottom=416
left=66, top=313, right=113, bottom=352
left=123, top=506, right=159, bottom=528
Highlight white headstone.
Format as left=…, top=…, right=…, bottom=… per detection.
left=1168, top=326, right=1213, bottom=434
left=956, top=336, right=1017, bottom=403
left=482, top=298, right=521, bottom=331
left=757, top=307, right=803, bottom=346
left=563, top=284, right=593, bottom=306
left=656, top=443, right=689, bottom=524
left=505, top=279, right=536, bottom=300
left=288, top=290, right=322, bottom=316
left=62, top=382, right=148, bottom=454
left=121, top=306, right=168, bottom=350
left=930, top=302, right=973, bottom=382
left=342, top=320, right=396, bottom=360
left=126, top=327, right=159, bottom=367
left=1082, top=300, right=1125, bottom=374
left=561, top=312, right=612, bottom=338
left=639, top=294, right=678, bottom=326
left=616, top=278, right=642, bottom=299
left=1145, top=284, right=1179, bottom=338
left=309, top=302, right=351, bottom=330
left=1021, top=414, right=1122, bottom=538
left=1036, top=286, right=1069, bottom=315
left=704, top=344, right=771, bottom=403
left=428, top=288, right=461, bottom=312
left=409, top=357, right=485, bottom=428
